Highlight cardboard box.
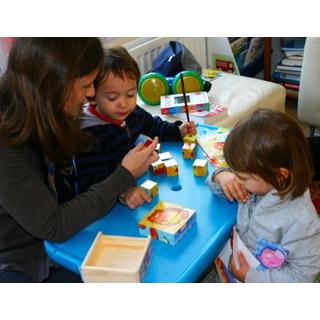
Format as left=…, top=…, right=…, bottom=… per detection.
left=138, top=201, right=196, bottom=245
left=80, top=232, right=151, bottom=283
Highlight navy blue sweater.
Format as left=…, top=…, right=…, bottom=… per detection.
left=75, top=105, right=182, bottom=193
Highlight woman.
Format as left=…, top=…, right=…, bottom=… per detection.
left=0, top=38, right=158, bottom=282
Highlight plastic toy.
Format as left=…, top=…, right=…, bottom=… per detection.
left=160, top=91, right=210, bottom=115
left=138, top=70, right=205, bottom=106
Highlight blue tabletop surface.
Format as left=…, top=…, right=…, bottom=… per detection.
left=45, top=125, right=237, bottom=282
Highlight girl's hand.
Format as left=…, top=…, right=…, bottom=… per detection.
left=214, top=171, right=248, bottom=202
left=179, top=121, right=196, bottom=137
left=119, top=186, right=151, bottom=209
left=121, top=137, right=159, bottom=178
left=228, top=251, right=249, bottom=283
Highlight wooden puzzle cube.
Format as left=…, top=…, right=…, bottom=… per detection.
left=183, top=134, right=197, bottom=144
left=193, top=159, right=208, bottom=176
left=140, top=179, right=158, bottom=198
left=182, top=142, right=196, bottom=159
left=150, top=159, right=166, bottom=175
left=159, top=152, right=172, bottom=161
left=163, top=159, right=179, bottom=176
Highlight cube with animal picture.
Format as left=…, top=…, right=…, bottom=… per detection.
left=140, top=179, right=158, bottom=198
left=182, top=142, right=196, bottom=159
left=193, top=159, right=208, bottom=176
left=163, top=158, right=178, bottom=176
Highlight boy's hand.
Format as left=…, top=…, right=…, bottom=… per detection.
left=179, top=121, right=196, bottom=137
left=214, top=171, right=248, bottom=203
left=228, top=251, right=249, bottom=283
left=119, top=186, right=151, bottom=209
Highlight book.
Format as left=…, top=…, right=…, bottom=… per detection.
left=272, top=71, right=300, bottom=84
left=196, top=126, right=231, bottom=168
left=274, top=67, right=301, bottom=76
left=283, top=49, right=304, bottom=58
left=276, top=64, right=302, bottom=72
left=287, top=55, right=303, bottom=61
left=243, top=37, right=264, bottom=67
left=282, top=82, right=300, bottom=90
left=215, top=227, right=260, bottom=282
left=281, top=58, right=303, bottom=67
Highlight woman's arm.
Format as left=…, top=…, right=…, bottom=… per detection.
left=0, top=144, right=136, bottom=242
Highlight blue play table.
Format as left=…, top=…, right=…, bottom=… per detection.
left=45, top=125, right=237, bottom=282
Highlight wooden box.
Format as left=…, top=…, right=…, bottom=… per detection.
left=80, top=232, right=151, bottom=283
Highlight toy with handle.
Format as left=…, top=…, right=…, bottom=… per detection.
left=138, top=70, right=205, bottom=106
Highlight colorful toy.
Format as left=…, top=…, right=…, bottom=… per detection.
left=182, top=142, right=196, bottom=159
left=163, top=158, right=178, bottom=176
left=150, top=159, right=165, bottom=175
left=160, top=91, right=210, bottom=115
left=140, top=179, right=158, bottom=198
left=138, top=70, right=205, bottom=106
left=183, top=134, right=197, bottom=144
left=155, top=143, right=161, bottom=153
left=193, top=159, right=208, bottom=176
left=135, top=134, right=153, bottom=147
left=138, top=201, right=196, bottom=245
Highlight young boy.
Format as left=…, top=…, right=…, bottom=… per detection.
left=75, top=46, right=196, bottom=209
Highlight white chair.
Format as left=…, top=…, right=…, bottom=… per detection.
left=298, top=37, right=320, bottom=136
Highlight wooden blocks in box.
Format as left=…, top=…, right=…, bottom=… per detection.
left=80, top=232, right=151, bottom=283
left=138, top=201, right=196, bottom=245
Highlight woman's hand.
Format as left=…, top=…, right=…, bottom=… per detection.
left=119, top=186, right=151, bottom=209
left=214, top=171, right=248, bottom=202
left=228, top=251, right=249, bottom=283
left=179, top=121, right=196, bottom=137
left=121, top=137, right=159, bottom=178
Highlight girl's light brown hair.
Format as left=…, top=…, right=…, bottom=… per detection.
left=0, top=38, right=104, bottom=163
left=94, top=46, right=140, bottom=88
left=223, top=108, right=313, bottom=199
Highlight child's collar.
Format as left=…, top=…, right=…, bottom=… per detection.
left=88, top=103, right=126, bottom=127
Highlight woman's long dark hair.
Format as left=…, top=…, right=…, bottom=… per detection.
left=0, top=38, right=104, bottom=163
